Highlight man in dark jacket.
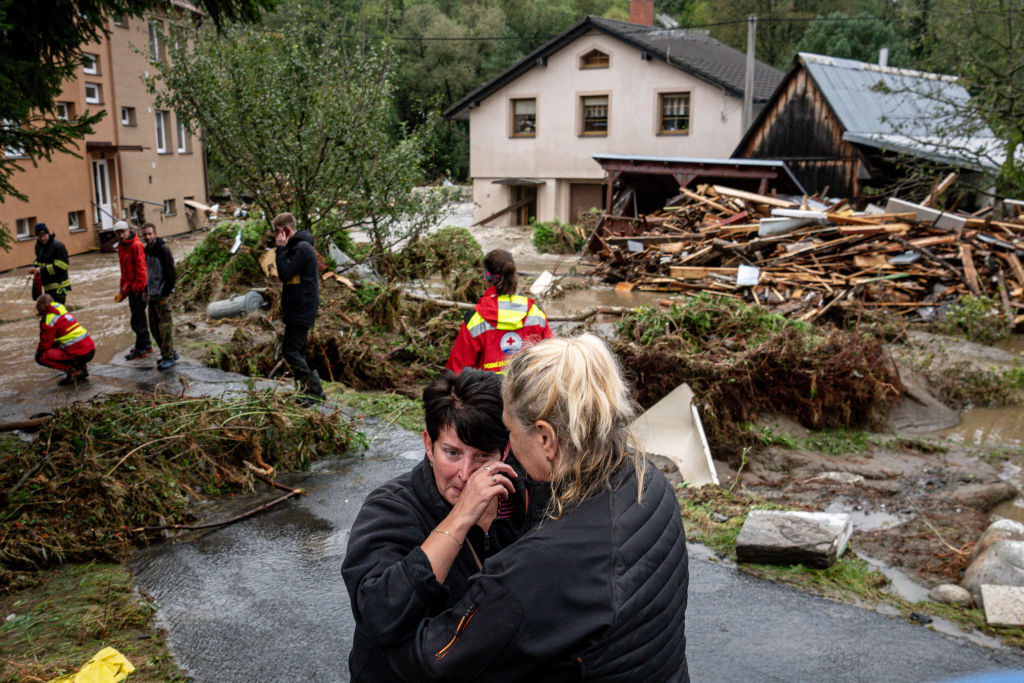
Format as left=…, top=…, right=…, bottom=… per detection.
left=273, top=212, right=325, bottom=402
left=114, top=220, right=151, bottom=359
left=142, top=222, right=178, bottom=371
left=32, top=223, right=70, bottom=303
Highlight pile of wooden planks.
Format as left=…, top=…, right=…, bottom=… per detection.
left=588, top=185, right=1024, bottom=324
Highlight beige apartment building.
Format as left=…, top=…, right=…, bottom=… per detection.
left=444, top=3, right=784, bottom=227
left=0, top=3, right=206, bottom=272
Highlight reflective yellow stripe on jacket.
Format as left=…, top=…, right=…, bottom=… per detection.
left=495, top=295, right=529, bottom=330
left=45, top=303, right=89, bottom=348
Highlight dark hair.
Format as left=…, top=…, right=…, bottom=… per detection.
left=484, top=249, right=517, bottom=296
left=141, top=222, right=157, bottom=232
left=272, top=212, right=296, bottom=231
left=423, top=368, right=507, bottom=454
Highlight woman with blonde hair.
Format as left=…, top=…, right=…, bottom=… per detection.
left=388, top=334, right=690, bottom=681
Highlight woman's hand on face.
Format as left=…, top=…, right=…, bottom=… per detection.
left=449, top=461, right=517, bottom=527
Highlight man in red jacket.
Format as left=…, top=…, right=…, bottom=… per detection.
left=113, top=221, right=151, bottom=359
left=35, top=294, right=95, bottom=385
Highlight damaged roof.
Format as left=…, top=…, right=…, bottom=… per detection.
left=444, top=16, right=784, bottom=120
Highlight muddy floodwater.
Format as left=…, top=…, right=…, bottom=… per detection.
left=0, top=234, right=206, bottom=412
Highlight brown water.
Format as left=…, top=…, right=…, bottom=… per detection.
left=0, top=234, right=202, bottom=408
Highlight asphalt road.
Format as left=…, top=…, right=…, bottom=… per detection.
left=129, top=413, right=1024, bottom=682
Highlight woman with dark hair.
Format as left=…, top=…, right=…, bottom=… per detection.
left=342, top=368, right=536, bottom=682
left=446, top=248, right=553, bottom=375
left=389, top=334, right=690, bottom=681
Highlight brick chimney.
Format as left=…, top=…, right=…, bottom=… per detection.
left=630, top=0, right=654, bottom=26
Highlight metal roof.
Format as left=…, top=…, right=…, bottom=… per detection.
left=798, top=53, right=1001, bottom=170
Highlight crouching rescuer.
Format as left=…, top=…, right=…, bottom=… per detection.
left=273, top=212, right=326, bottom=403
left=35, top=294, right=95, bottom=385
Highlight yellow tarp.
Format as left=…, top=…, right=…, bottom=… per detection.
left=49, top=647, right=135, bottom=682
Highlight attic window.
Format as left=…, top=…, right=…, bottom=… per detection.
left=580, top=49, right=609, bottom=69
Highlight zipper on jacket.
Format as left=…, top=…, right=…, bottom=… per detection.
left=434, top=601, right=479, bottom=659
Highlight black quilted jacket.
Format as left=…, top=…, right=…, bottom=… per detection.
left=391, top=460, right=689, bottom=682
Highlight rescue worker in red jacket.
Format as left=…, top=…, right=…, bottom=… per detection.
left=113, top=220, right=151, bottom=359
left=446, top=249, right=553, bottom=374
left=35, top=294, right=95, bottom=385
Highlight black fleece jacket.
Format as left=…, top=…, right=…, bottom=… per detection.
left=342, top=456, right=544, bottom=682
left=276, top=229, right=319, bottom=328
left=390, top=461, right=690, bottom=682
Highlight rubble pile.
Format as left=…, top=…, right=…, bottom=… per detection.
left=588, top=184, right=1024, bottom=324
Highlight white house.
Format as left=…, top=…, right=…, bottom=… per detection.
left=444, top=3, right=784, bottom=226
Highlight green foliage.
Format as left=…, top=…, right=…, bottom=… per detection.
left=153, top=4, right=455, bottom=255
left=383, top=225, right=484, bottom=299
left=800, top=428, right=878, bottom=455
left=329, top=389, right=425, bottom=432
left=745, top=423, right=877, bottom=454
left=746, top=424, right=798, bottom=449
left=531, top=219, right=586, bottom=254
left=175, top=219, right=269, bottom=308
left=796, top=11, right=909, bottom=64
left=935, top=295, right=1011, bottom=345
left=0, top=563, right=184, bottom=681
left=618, top=293, right=810, bottom=349
left=0, top=390, right=365, bottom=570
left=0, top=0, right=274, bottom=235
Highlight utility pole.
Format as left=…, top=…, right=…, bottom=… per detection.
left=743, top=15, right=757, bottom=132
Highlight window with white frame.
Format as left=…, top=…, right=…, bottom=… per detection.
left=149, top=20, right=163, bottom=61
left=3, top=120, right=25, bottom=158
left=176, top=118, right=191, bottom=153
left=84, top=82, right=101, bottom=104
left=83, top=53, right=98, bottom=75
left=154, top=110, right=168, bottom=153
left=164, top=198, right=177, bottom=216
left=68, top=210, right=85, bottom=231
left=121, top=106, right=137, bottom=126
left=56, top=102, right=71, bottom=121
left=113, top=14, right=127, bottom=27
left=16, top=217, right=34, bottom=238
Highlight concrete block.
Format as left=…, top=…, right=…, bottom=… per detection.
left=735, top=510, right=852, bottom=569
left=981, top=585, right=1024, bottom=626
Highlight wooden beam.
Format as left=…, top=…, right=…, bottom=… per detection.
left=922, top=172, right=958, bottom=207
left=679, top=188, right=734, bottom=214
left=960, top=244, right=980, bottom=295
left=474, top=196, right=533, bottom=226
left=711, top=185, right=798, bottom=208
left=1001, top=252, right=1024, bottom=286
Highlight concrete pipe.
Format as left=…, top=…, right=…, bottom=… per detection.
left=206, top=290, right=267, bottom=320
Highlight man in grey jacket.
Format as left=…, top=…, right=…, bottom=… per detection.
left=142, top=223, right=178, bottom=371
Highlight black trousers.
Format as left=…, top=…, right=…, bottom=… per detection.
left=282, top=323, right=324, bottom=397
left=128, top=292, right=151, bottom=351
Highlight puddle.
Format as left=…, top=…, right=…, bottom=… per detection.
left=942, top=406, right=1024, bottom=449
left=825, top=501, right=908, bottom=532
left=856, top=552, right=931, bottom=603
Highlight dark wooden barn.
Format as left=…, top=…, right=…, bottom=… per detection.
left=733, top=53, right=992, bottom=206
